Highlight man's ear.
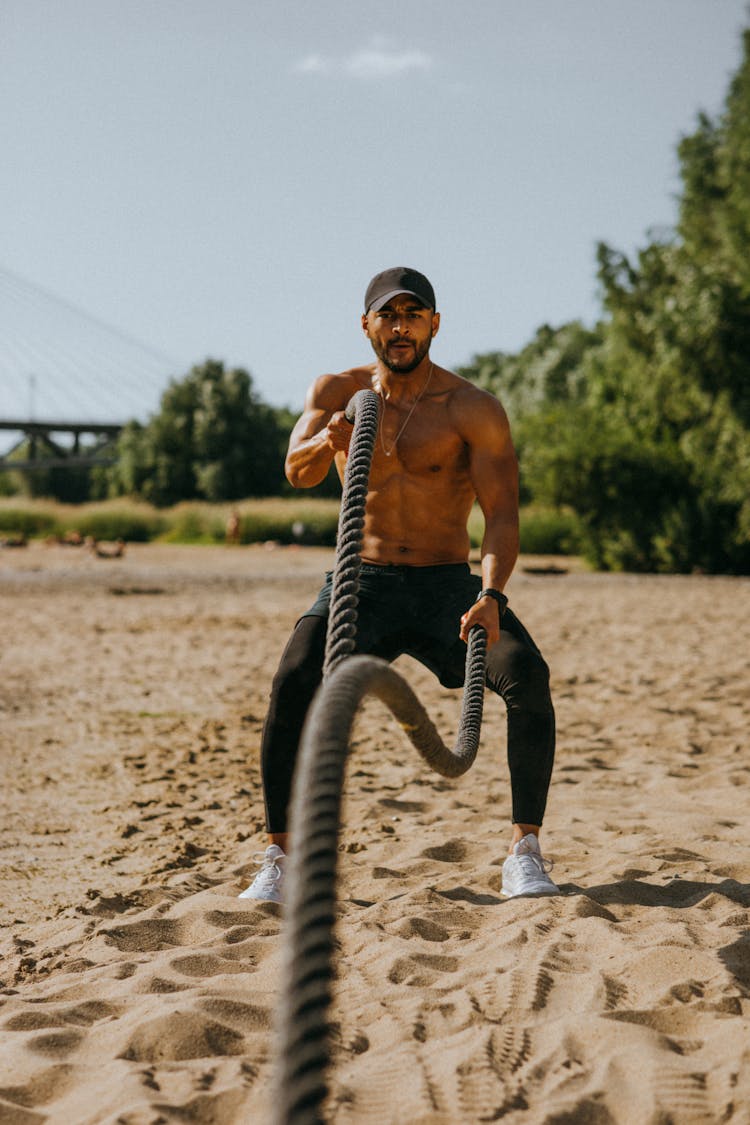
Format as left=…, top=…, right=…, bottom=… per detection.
left=431, top=311, right=441, bottom=338
left=361, top=313, right=371, bottom=337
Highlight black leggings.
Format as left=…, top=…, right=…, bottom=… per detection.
left=260, top=580, right=555, bottom=832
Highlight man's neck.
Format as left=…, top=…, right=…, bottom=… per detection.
left=374, top=359, right=433, bottom=403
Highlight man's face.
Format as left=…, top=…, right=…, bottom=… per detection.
left=362, top=294, right=440, bottom=374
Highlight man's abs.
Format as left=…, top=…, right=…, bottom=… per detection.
left=361, top=538, right=471, bottom=567
left=360, top=480, right=475, bottom=567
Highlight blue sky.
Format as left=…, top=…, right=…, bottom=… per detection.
left=1, top=0, right=748, bottom=422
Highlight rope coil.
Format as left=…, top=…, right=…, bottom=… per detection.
left=323, top=390, right=380, bottom=677
left=274, top=388, right=488, bottom=1125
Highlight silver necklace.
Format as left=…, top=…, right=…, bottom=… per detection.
left=377, top=362, right=434, bottom=457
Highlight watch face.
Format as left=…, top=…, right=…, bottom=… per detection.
left=479, top=589, right=507, bottom=609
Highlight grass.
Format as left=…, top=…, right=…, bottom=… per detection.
left=0, top=496, right=581, bottom=555
left=470, top=504, right=582, bottom=555
left=0, top=497, right=166, bottom=542
left=0, top=496, right=341, bottom=546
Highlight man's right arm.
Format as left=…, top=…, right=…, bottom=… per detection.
left=284, top=374, right=353, bottom=489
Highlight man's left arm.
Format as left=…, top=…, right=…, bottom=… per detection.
left=458, top=393, right=520, bottom=648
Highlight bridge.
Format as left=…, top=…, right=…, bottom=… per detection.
left=0, top=266, right=183, bottom=472
left=0, top=419, right=123, bottom=470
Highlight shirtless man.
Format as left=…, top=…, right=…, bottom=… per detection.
left=240, top=267, right=558, bottom=902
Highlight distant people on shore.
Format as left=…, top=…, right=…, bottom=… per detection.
left=39, top=530, right=125, bottom=557
left=85, top=536, right=126, bottom=559
left=226, top=510, right=241, bottom=544
left=43, top=530, right=84, bottom=547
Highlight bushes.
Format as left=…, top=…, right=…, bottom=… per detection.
left=0, top=507, right=57, bottom=537
left=70, top=509, right=166, bottom=543
left=237, top=507, right=339, bottom=547
left=0, top=497, right=583, bottom=558
left=467, top=504, right=582, bottom=556
left=159, top=505, right=225, bottom=544
left=155, top=500, right=341, bottom=546
left=519, top=507, right=582, bottom=556
left=0, top=498, right=342, bottom=547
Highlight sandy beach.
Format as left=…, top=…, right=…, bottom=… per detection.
left=1, top=541, right=749, bottom=1124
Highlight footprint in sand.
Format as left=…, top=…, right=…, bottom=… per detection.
left=410, top=991, right=476, bottom=1042
left=127, top=1086, right=252, bottom=1124
left=169, top=952, right=249, bottom=978
left=654, top=1066, right=712, bottom=1122
left=140, top=976, right=190, bottom=994
left=196, top=997, right=271, bottom=1032
left=112, top=961, right=138, bottom=980
left=3, top=1000, right=123, bottom=1032
left=25, top=1028, right=85, bottom=1058
left=601, top=973, right=630, bottom=1011
left=3, top=1012, right=69, bottom=1032
left=0, top=1063, right=77, bottom=1119
left=419, top=838, right=469, bottom=863
left=456, top=1027, right=533, bottom=1122
left=329, top=1042, right=438, bottom=1124
left=377, top=797, right=427, bottom=814
left=467, top=937, right=588, bottom=1026
left=100, top=916, right=185, bottom=953
left=387, top=952, right=459, bottom=986
left=118, top=1009, right=246, bottom=1063
left=223, top=925, right=256, bottom=944
left=394, top=916, right=450, bottom=942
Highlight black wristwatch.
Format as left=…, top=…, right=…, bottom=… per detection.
left=476, top=587, right=508, bottom=617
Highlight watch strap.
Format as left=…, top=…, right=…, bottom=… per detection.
left=476, top=587, right=508, bottom=616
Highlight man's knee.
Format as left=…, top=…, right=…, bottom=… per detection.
left=487, top=641, right=551, bottom=709
left=270, top=616, right=326, bottom=703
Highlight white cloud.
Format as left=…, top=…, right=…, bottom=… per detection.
left=294, top=54, right=331, bottom=76
left=344, top=47, right=433, bottom=80
left=293, top=41, right=435, bottom=81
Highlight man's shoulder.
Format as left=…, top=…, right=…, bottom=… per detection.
left=443, top=370, right=505, bottom=411
left=309, top=365, right=374, bottom=409
left=443, top=373, right=510, bottom=437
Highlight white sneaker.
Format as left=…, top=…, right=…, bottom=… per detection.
left=238, top=845, right=286, bottom=903
left=501, top=834, right=559, bottom=898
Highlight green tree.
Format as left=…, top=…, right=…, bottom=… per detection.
left=519, top=233, right=750, bottom=572
left=458, top=322, right=601, bottom=506
left=0, top=441, right=98, bottom=502
left=514, top=27, right=750, bottom=573
left=107, top=360, right=287, bottom=506
left=457, top=320, right=600, bottom=426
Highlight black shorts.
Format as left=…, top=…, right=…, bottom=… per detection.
left=302, top=562, right=482, bottom=689
left=261, top=560, right=555, bottom=830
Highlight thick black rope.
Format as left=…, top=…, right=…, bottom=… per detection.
left=323, top=389, right=380, bottom=677
left=274, top=389, right=488, bottom=1125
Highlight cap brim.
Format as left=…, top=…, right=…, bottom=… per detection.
left=367, top=288, right=432, bottom=313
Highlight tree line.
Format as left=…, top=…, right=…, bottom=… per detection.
left=458, top=28, right=750, bottom=574
left=4, top=27, right=750, bottom=573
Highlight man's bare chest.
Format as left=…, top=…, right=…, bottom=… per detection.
left=374, top=407, right=468, bottom=475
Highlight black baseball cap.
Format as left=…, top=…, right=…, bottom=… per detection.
left=364, top=266, right=436, bottom=313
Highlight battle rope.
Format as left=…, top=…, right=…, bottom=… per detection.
left=323, top=389, right=380, bottom=678
left=274, top=388, right=488, bottom=1125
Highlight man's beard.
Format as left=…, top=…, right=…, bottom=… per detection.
left=372, top=336, right=431, bottom=374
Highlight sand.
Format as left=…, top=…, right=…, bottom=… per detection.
left=1, top=540, right=749, bottom=1124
